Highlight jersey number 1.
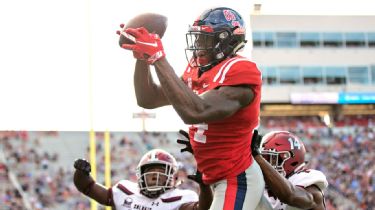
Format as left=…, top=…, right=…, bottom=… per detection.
left=192, top=123, right=208, bottom=143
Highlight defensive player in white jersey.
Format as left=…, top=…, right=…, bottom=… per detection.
left=73, top=149, right=212, bottom=210
left=251, top=130, right=328, bottom=210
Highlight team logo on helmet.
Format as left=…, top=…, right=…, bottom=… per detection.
left=185, top=7, right=247, bottom=72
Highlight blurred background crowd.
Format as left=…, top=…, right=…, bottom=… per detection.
left=0, top=115, right=373, bottom=210
left=1, top=1, right=374, bottom=210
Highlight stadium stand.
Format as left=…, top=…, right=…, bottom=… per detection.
left=0, top=115, right=374, bottom=209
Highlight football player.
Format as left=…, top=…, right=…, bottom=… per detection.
left=251, top=130, right=328, bottom=210
left=121, top=7, right=264, bottom=209
left=73, top=149, right=212, bottom=210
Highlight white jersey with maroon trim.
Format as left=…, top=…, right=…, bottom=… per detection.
left=111, top=180, right=198, bottom=210
left=264, top=169, right=328, bottom=210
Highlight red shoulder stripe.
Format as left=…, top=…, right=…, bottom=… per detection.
left=161, top=196, right=182, bottom=203
left=117, top=183, right=134, bottom=195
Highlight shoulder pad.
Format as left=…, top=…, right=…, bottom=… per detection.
left=288, top=169, right=328, bottom=190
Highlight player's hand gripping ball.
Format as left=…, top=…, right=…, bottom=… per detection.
left=117, top=13, right=167, bottom=62
left=118, top=13, right=167, bottom=46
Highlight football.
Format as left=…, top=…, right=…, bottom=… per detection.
left=119, top=13, right=168, bottom=46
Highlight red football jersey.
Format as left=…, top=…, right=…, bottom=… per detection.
left=182, top=55, right=262, bottom=184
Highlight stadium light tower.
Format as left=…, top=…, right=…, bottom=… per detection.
left=132, top=109, right=156, bottom=131
left=253, top=4, right=262, bottom=14
left=252, top=1, right=262, bottom=15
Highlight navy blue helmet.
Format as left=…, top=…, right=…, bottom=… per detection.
left=185, top=7, right=247, bottom=71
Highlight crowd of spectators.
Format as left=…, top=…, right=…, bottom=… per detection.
left=334, top=115, right=374, bottom=127
left=0, top=115, right=373, bottom=210
left=0, top=131, right=85, bottom=210
left=308, top=127, right=374, bottom=209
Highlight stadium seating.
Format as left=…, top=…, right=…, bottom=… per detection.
left=1, top=115, right=374, bottom=209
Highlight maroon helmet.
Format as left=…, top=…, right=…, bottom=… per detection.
left=261, top=131, right=306, bottom=177
left=136, top=149, right=178, bottom=198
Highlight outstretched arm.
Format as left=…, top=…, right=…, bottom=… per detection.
left=251, top=132, right=324, bottom=209
left=254, top=155, right=324, bottom=209
left=154, top=58, right=253, bottom=124
left=122, top=27, right=253, bottom=123
left=133, top=59, right=170, bottom=108
left=73, top=159, right=113, bottom=206
left=120, top=27, right=169, bottom=109
left=179, top=183, right=213, bottom=210
left=196, top=183, right=213, bottom=210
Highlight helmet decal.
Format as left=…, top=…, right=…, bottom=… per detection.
left=185, top=7, right=247, bottom=72
left=260, top=131, right=306, bottom=177
left=223, top=10, right=236, bottom=21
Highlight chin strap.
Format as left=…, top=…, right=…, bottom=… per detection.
left=286, top=162, right=307, bottom=178
left=198, top=53, right=238, bottom=76
left=198, top=59, right=221, bottom=76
